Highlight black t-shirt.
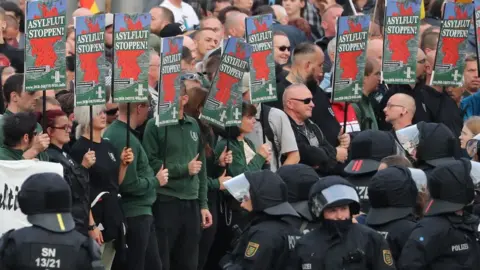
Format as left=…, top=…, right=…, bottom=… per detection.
left=70, top=137, right=120, bottom=203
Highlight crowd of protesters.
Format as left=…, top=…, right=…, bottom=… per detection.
left=1, top=0, right=480, bottom=269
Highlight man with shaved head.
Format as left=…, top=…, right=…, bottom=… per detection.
left=70, top=7, right=93, bottom=27
left=183, top=35, right=198, bottom=61
left=378, top=48, right=433, bottom=130
left=366, top=38, right=384, bottom=64
left=272, top=5, right=289, bottom=25
left=267, top=42, right=345, bottom=148
left=421, top=28, right=440, bottom=54
left=150, top=6, right=173, bottom=36
left=200, top=16, right=224, bottom=42
left=193, top=28, right=219, bottom=61
left=283, top=83, right=345, bottom=175
left=224, top=11, right=248, bottom=38
left=383, top=93, right=416, bottom=131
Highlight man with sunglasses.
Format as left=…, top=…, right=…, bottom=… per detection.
left=0, top=73, right=49, bottom=161
left=283, top=83, right=343, bottom=176
left=0, top=112, right=38, bottom=160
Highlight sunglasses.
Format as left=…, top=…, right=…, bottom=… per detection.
left=181, top=73, right=202, bottom=82
left=291, top=97, right=313, bottom=104
left=106, top=107, right=118, bottom=116
left=278, top=46, right=291, bottom=52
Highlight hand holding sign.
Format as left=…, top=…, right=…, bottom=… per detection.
left=188, top=154, right=203, bottom=176
left=156, top=165, right=169, bottom=186
left=218, top=146, right=233, bottom=167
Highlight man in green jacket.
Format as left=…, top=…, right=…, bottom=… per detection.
left=103, top=101, right=167, bottom=270
left=352, top=57, right=381, bottom=131
left=0, top=112, right=39, bottom=160
left=143, top=81, right=211, bottom=270
left=0, top=74, right=49, bottom=160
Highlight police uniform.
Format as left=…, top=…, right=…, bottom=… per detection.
left=0, top=173, right=103, bottom=270
left=366, top=166, right=419, bottom=262
left=398, top=159, right=480, bottom=270
left=344, top=130, right=401, bottom=212
left=220, top=170, right=304, bottom=270
left=291, top=176, right=396, bottom=270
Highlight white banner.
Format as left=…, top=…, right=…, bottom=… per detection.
left=0, top=160, right=63, bottom=236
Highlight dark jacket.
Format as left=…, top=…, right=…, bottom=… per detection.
left=291, top=222, right=396, bottom=270
left=224, top=214, right=303, bottom=270
left=46, top=145, right=90, bottom=236
left=346, top=172, right=376, bottom=212
left=368, top=217, right=417, bottom=263
left=421, top=85, right=462, bottom=137
left=398, top=214, right=480, bottom=270
left=288, top=116, right=337, bottom=175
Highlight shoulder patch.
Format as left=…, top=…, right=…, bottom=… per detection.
left=383, top=249, right=393, bottom=266
left=245, top=242, right=259, bottom=258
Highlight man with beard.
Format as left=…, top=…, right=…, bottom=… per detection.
left=266, top=42, right=343, bottom=147
left=378, top=49, right=432, bottom=130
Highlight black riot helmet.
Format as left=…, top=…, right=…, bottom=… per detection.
left=18, top=173, right=75, bottom=232
left=308, top=176, right=360, bottom=220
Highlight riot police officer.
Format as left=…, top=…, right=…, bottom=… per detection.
left=366, top=166, right=418, bottom=262
left=277, top=164, right=320, bottom=234
left=0, top=172, right=104, bottom=270
left=291, top=176, right=396, bottom=270
left=219, top=170, right=303, bottom=270
left=398, top=159, right=480, bottom=270
left=344, top=130, right=401, bottom=212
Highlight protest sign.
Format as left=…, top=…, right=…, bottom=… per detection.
left=112, top=13, right=151, bottom=103
left=245, top=14, right=277, bottom=103
left=156, top=36, right=183, bottom=127
left=332, top=15, right=370, bottom=103
left=200, top=38, right=251, bottom=128
left=382, top=0, right=421, bottom=84
left=0, top=160, right=63, bottom=235
left=74, top=14, right=107, bottom=106
left=25, top=0, right=67, bottom=91
left=475, top=0, right=480, bottom=72
left=431, top=2, right=473, bottom=86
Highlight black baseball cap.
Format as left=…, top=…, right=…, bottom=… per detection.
left=366, top=166, right=418, bottom=225
left=416, top=122, right=457, bottom=167
left=344, top=130, right=398, bottom=175
left=18, top=173, right=75, bottom=233
left=159, top=23, right=187, bottom=37
left=424, top=159, right=475, bottom=216
left=277, top=164, right=319, bottom=221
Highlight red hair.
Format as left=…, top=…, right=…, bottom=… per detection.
left=43, top=109, right=67, bottom=128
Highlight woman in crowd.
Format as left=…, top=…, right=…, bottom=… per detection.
left=459, top=116, right=480, bottom=149
left=44, top=110, right=95, bottom=238
left=70, top=105, right=133, bottom=270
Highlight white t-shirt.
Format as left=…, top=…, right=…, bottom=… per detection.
left=160, top=0, right=199, bottom=30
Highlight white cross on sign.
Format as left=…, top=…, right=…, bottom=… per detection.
left=219, top=110, right=227, bottom=122
left=96, top=86, right=103, bottom=99
left=404, top=67, right=412, bottom=79
left=266, top=84, right=274, bottom=96
left=352, top=84, right=361, bottom=95
left=171, top=106, right=178, bottom=119
left=135, top=84, right=146, bottom=96
left=451, top=69, right=461, bottom=81
left=233, top=107, right=241, bottom=119
left=54, top=71, right=60, bottom=83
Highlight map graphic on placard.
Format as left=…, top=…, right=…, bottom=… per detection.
left=25, top=0, right=67, bottom=91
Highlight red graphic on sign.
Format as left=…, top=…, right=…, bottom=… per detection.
left=116, top=16, right=145, bottom=80
left=214, top=43, right=245, bottom=105
left=162, top=39, right=180, bottom=103
left=250, top=18, right=271, bottom=81
left=388, top=3, right=415, bottom=63
left=477, top=7, right=480, bottom=45
left=442, top=6, right=470, bottom=65
left=30, top=4, right=62, bottom=67
left=78, top=18, right=103, bottom=83
left=338, top=20, right=363, bottom=79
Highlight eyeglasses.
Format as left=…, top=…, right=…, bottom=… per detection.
left=181, top=73, right=202, bottom=82
left=385, top=103, right=405, bottom=109
left=417, top=58, right=426, bottom=64
left=52, top=125, right=72, bottom=132
left=105, top=107, right=118, bottom=116
left=290, top=97, right=313, bottom=104
left=277, top=46, right=291, bottom=52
